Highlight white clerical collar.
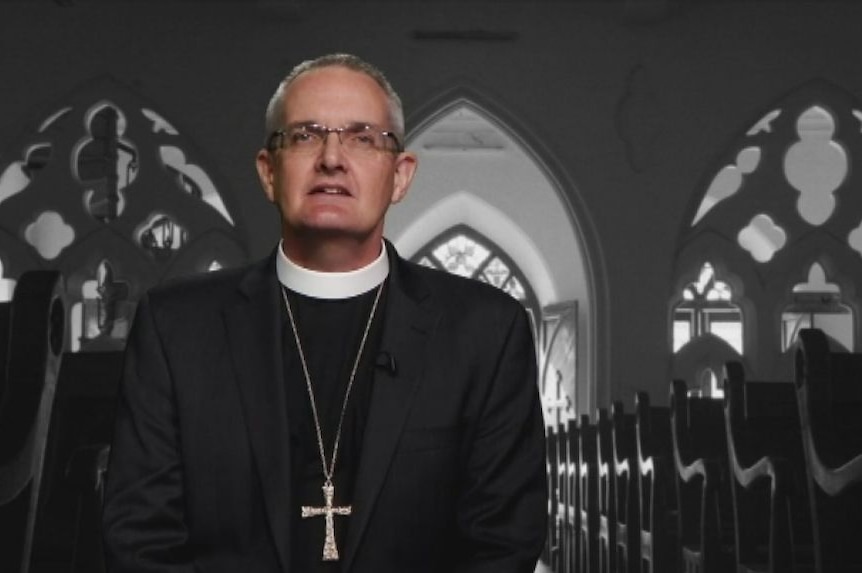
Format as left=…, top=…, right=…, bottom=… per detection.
left=276, top=241, right=389, bottom=300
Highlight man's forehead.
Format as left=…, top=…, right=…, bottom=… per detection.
left=286, top=66, right=385, bottom=100
left=283, top=66, right=390, bottom=124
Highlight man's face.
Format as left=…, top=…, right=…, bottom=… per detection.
left=256, top=66, right=417, bottom=258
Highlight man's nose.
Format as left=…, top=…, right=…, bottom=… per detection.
left=316, top=132, right=346, bottom=171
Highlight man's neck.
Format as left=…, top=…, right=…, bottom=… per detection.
left=281, top=235, right=383, bottom=272
left=277, top=239, right=389, bottom=300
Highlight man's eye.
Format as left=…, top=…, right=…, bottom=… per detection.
left=290, top=131, right=317, bottom=145
left=352, top=133, right=377, bottom=147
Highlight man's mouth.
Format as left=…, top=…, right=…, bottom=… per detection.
left=310, top=185, right=351, bottom=196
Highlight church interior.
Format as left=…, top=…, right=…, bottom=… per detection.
left=1, top=1, right=861, bottom=572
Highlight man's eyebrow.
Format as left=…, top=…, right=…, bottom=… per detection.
left=287, top=120, right=379, bottom=128
left=285, top=121, right=319, bottom=128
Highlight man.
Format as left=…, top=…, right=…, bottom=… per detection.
left=102, top=53, right=547, bottom=573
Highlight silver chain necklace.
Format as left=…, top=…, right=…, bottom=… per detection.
left=280, top=282, right=384, bottom=561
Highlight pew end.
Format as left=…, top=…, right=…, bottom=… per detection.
left=635, top=391, right=678, bottom=573
left=0, top=270, right=66, bottom=573
left=578, top=414, right=598, bottom=573
left=723, top=361, right=812, bottom=573
left=795, top=328, right=862, bottom=573
left=611, top=401, right=638, bottom=573
left=670, top=378, right=733, bottom=573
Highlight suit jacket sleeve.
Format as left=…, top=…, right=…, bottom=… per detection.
left=455, top=302, right=548, bottom=573
left=102, top=293, right=195, bottom=572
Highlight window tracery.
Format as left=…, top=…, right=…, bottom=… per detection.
left=673, top=262, right=743, bottom=354
left=0, top=76, right=247, bottom=351
left=781, top=262, right=853, bottom=352
left=673, top=81, right=862, bottom=379
left=411, top=225, right=539, bottom=323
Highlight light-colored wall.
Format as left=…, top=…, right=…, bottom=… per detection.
left=3, top=1, right=862, bottom=408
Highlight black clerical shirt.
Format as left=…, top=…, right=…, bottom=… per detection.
left=281, top=281, right=388, bottom=573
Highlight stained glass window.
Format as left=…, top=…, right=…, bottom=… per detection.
left=781, top=263, right=853, bottom=352
left=673, top=262, right=743, bottom=353
left=411, top=225, right=539, bottom=320
left=0, top=77, right=247, bottom=352
left=673, top=82, right=862, bottom=380
left=0, top=258, right=15, bottom=302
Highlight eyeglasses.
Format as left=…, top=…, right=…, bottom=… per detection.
left=267, top=122, right=403, bottom=155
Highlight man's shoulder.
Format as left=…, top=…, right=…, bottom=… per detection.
left=145, top=257, right=268, bottom=310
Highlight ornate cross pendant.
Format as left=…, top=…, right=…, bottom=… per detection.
left=301, top=481, right=352, bottom=561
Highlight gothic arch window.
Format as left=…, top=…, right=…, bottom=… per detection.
left=781, top=262, right=853, bottom=352
left=673, top=261, right=743, bottom=354
left=394, top=97, right=592, bottom=424
left=411, top=225, right=540, bottom=322
left=0, top=258, right=15, bottom=302
left=672, top=80, right=862, bottom=380
left=0, top=76, right=247, bottom=352
left=671, top=261, right=744, bottom=398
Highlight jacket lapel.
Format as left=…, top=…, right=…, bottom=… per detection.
left=223, top=255, right=292, bottom=573
left=342, top=246, right=437, bottom=572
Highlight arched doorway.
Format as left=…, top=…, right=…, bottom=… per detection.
left=386, top=98, right=595, bottom=423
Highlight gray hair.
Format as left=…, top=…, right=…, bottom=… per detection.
left=263, top=53, right=405, bottom=144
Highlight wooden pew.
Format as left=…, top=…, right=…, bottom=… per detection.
left=635, top=391, right=678, bottom=573
left=795, top=328, right=862, bottom=573
left=611, top=401, right=638, bottom=573
left=65, top=443, right=109, bottom=573
left=578, top=414, right=599, bottom=573
left=596, top=408, right=616, bottom=573
left=670, top=378, right=733, bottom=573
left=31, top=350, right=122, bottom=572
left=564, top=418, right=579, bottom=573
left=723, top=362, right=812, bottom=573
left=0, top=297, right=9, bottom=394
left=0, top=270, right=65, bottom=573
left=555, top=422, right=569, bottom=573
left=544, top=425, right=559, bottom=568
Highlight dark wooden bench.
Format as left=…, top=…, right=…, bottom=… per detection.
left=544, top=425, right=559, bottom=568
left=578, top=414, right=599, bottom=573
left=635, top=391, right=678, bottom=573
left=0, top=271, right=65, bottom=573
left=31, top=350, right=122, bottom=573
left=723, top=361, right=812, bottom=573
left=611, top=401, right=638, bottom=573
left=555, top=422, right=570, bottom=573
left=564, top=417, right=579, bottom=573
left=670, top=378, right=733, bottom=573
left=795, top=328, right=862, bottom=573
left=596, top=408, right=616, bottom=573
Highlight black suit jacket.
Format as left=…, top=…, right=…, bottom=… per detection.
left=103, top=242, right=547, bottom=573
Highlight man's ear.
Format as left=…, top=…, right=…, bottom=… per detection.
left=255, top=149, right=276, bottom=203
left=390, top=151, right=418, bottom=205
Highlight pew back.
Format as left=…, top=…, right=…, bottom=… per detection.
left=795, top=328, right=862, bottom=573
left=0, top=271, right=65, bottom=573
left=723, top=361, right=811, bottom=573
left=555, top=422, right=569, bottom=573
left=596, top=408, right=615, bottom=573
left=670, top=378, right=733, bottom=573
left=579, top=414, right=598, bottom=573
left=545, top=425, right=559, bottom=566
left=564, top=418, right=579, bottom=573
left=634, top=392, right=677, bottom=573
left=611, top=402, right=638, bottom=573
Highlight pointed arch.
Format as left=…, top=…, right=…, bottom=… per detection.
left=396, top=191, right=555, bottom=305
left=0, top=74, right=248, bottom=350
left=672, top=79, right=862, bottom=379
left=388, top=86, right=608, bottom=414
